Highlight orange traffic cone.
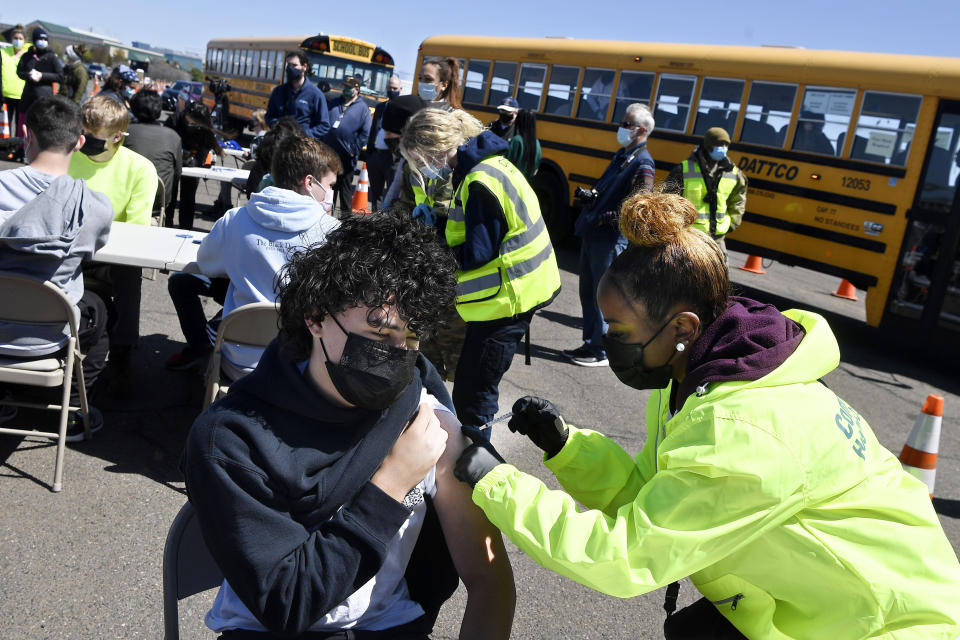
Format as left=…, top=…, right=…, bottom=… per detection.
left=0, top=104, right=9, bottom=139
left=899, top=395, right=943, bottom=497
left=90, top=75, right=100, bottom=97
left=738, top=254, right=766, bottom=274
left=831, top=279, right=858, bottom=301
left=352, top=162, right=370, bottom=214
left=203, top=150, right=214, bottom=167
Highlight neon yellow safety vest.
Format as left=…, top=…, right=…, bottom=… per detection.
left=1, top=46, right=27, bottom=100
left=445, top=155, right=561, bottom=322
left=409, top=171, right=435, bottom=207
left=472, top=309, right=960, bottom=639
left=682, top=159, right=740, bottom=236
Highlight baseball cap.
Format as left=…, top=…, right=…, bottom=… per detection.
left=116, top=65, right=139, bottom=84
left=497, top=97, right=519, bottom=113
left=343, top=76, right=362, bottom=90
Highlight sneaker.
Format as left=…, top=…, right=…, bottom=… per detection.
left=65, top=407, right=104, bottom=442
left=165, top=346, right=212, bottom=371
left=564, top=345, right=609, bottom=367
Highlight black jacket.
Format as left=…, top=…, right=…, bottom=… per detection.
left=16, top=46, right=63, bottom=112
left=182, top=339, right=456, bottom=636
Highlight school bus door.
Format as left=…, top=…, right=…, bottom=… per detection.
left=885, top=100, right=960, bottom=337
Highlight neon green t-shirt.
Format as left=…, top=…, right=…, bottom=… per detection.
left=68, top=146, right=158, bottom=225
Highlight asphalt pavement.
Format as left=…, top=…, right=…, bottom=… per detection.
left=0, top=157, right=957, bottom=639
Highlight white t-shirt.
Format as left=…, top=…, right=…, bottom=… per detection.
left=206, top=389, right=453, bottom=633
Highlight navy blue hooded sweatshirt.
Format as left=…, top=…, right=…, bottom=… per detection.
left=182, top=338, right=455, bottom=636
left=449, top=131, right=511, bottom=271
left=265, top=79, right=330, bottom=140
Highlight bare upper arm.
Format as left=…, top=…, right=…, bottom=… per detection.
left=432, top=410, right=514, bottom=590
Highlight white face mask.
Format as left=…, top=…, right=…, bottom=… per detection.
left=616, top=126, right=635, bottom=147
left=310, top=177, right=334, bottom=213
left=12, top=38, right=24, bottom=50
left=418, top=82, right=438, bottom=101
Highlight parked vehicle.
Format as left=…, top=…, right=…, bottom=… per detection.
left=161, top=80, right=203, bottom=111
left=85, top=62, right=109, bottom=78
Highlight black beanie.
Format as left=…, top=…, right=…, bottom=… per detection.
left=32, top=27, right=48, bottom=42
left=381, top=95, right=426, bottom=135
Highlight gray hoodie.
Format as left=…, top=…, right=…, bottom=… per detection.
left=0, top=171, right=113, bottom=356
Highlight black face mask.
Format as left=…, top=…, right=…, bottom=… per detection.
left=499, top=114, right=513, bottom=124
left=79, top=134, right=108, bottom=157
left=320, top=314, right=419, bottom=410
left=384, top=137, right=400, bottom=155
left=286, top=65, right=304, bottom=84
left=602, top=314, right=680, bottom=390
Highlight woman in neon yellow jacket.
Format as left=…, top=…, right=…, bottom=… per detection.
left=454, top=192, right=960, bottom=639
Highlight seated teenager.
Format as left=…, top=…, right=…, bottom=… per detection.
left=165, top=135, right=341, bottom=375
left=182, top=211, right=515, bottom=639
left=68, top=95, right=159, bottom=386
left=126, top=89, right=182, bottom=224
left=0, top=96, right=113, bottom=437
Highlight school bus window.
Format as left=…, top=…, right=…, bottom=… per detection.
left=792, top=86, right=856, bottom=157
left=612, top=71, right=655, bottom=125
left=235, top=50, right=244, bottom=76
left=740, top=81, right=797, bottom=148
left=250, top=50, right=260, bottom=78
left=274, top=51, right=285, bottom=82
left=457, top=58, right=466, bottom=86
left=259, top=50, right=269, bottom=80
left=487, top=61, right=518, bottom=107
left=543, top=65, right=579, bottom=117
left=517, top=63, right=547, bottom=111
left=576, top=67, right=615, bottom=122
left=850, top=91, right=922, bottom=166
left=654, top=74, right=696, bottom=132
left=920, top=113, right=960, bottom=210
left=463, top=59, right=490, bottom=105
left=693, top=77, right=745, bottom=136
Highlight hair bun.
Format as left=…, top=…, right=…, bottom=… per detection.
left=618, top=191, right=697, bottom=247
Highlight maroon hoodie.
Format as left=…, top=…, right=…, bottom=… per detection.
left=675, top=296, right=805, bottom=408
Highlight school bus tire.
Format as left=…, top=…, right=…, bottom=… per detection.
left=532, top=163, right=572, bottom=245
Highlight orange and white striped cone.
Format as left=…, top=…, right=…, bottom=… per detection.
left=0, top=104, right=9, bottom=139
left=352, top=161, right=370, bottom=214
left=899, top=394, right=943, bottom=497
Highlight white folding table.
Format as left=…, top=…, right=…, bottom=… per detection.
left=92, top=222, right=208, bottom=272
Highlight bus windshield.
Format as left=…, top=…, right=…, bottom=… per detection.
left=306, top=53, right=392, bottom=98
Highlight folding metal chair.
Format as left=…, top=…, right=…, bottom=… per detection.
left=0, top=273, right=92, bottom=492
left=202, top=302, right=279, bottom=409
left=162, top=501, right=223, bottom=640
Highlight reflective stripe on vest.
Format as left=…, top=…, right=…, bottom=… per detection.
left=681, top=159, right=739, bottom=236
left=445, top=156, right=561, bottom=321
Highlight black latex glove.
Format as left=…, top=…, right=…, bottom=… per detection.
left=454, top=424, right=506, bottom=488
left=508, top=396, right=569, bottom=458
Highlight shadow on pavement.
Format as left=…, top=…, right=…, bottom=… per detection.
left=933, top=497, right=960, bottom=519
left=82, top=332, right=206, bottom=492
left=535, top=309, right=582, bottom=332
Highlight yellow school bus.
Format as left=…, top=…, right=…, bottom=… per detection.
left=203, top=34, right=395, bottom=125
left=416, top=35, right=960, bottom=344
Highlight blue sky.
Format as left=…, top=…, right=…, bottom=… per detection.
left=2, top=0, right=956, bottom=80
